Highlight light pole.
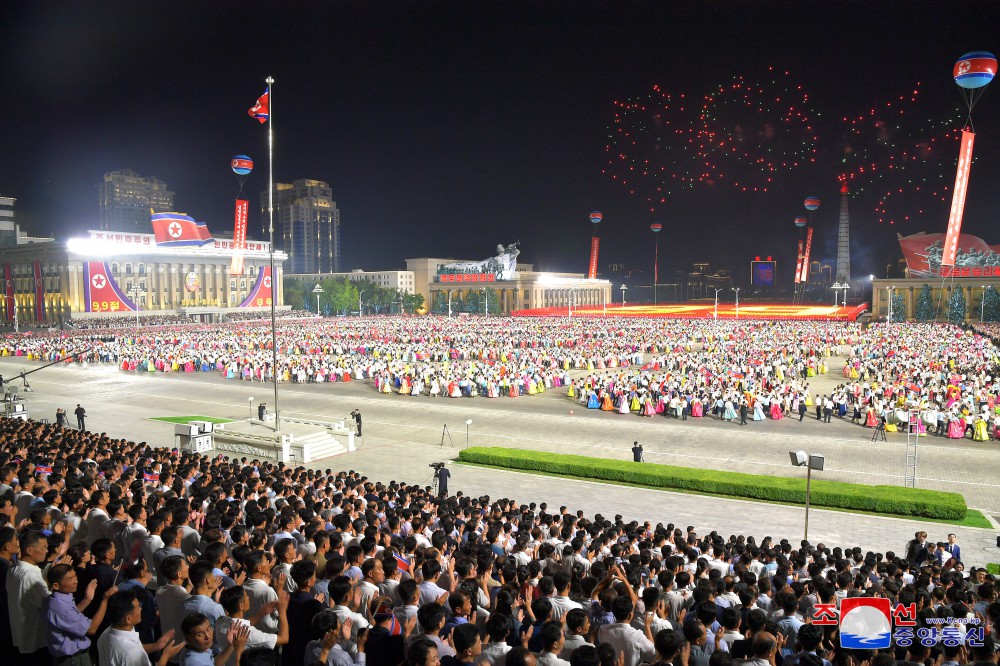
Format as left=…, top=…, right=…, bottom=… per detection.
left=789, top=451, right=825, bottom=542
left=714, top=289, right=722, bottom=320
left=312, top=284, right=323, bottom=317
left=465, top=418, right=472, bottom=448
left=982, top=285, right=987, bottom=322
left=482, top=288, right=488, bottom=318
left=840, top=283, right=850, bottom=308
left=447, top=290, right=454, bottom=318
left=248, top=396, right=254, bottom=421
left=602, top=286, right=607, bottom=316
left=129, top=285, right=144, bottom=327
left=568, top=288, right=573, bottom=318
left=732, top=287, right=740, bottom=320
left=886, top=285, right=896, bottom=323
left=832, top=282, right=843, bottom=306
left=620, top=284, right=627, bottom=307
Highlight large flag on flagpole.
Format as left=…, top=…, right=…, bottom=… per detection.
left=248, top=88, right=270, bottom=124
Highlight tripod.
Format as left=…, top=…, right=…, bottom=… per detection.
left=871, top=420, right=887, bottom=442
left=440, top=424, right=454, bottom=448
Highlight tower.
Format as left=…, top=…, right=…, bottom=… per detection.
left=836, top=183, right=851, bottom=283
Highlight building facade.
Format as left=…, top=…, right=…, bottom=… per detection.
left=406, top=257, right=611, bottom=315
left=263, top=179, right=341, bottom=275
left=286, top=269, right=415, bottom=293
left=99, top=169, right=175, bottom=232
left=0, top=231, right=285, bottom=326
left=871, top=277, right=997, bottom=322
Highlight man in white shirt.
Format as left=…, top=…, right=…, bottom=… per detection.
left=243, top=551, right=279, bottom=634
left=215, top=584, right=290, bottom=666
left=536, top=621, right=570, bottom=666
left=548, top=571, right=582, bottom=620
left=98, top=589, right=183, bottom=666
left=8, top=530, right=49, bottom=659
left=596, top=597, right=656, bottom=666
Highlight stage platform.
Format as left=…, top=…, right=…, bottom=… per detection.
left=512, top=302, right=868, bottom=321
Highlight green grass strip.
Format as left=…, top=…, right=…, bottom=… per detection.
left=149, top=416, right=234, bottom=425
left=458, top=447, right=968, bottom=520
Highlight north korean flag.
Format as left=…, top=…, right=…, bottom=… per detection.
left=151, top=213, right=215, bottom=247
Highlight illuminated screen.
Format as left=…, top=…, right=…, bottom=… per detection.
left=752, top=261, right=776, bottom=287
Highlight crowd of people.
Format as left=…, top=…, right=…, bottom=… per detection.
left=7, top=316, right=1000, bottom=440
left=0, top=409, right=993, bottom=666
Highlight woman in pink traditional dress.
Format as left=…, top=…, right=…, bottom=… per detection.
left=691, top=399, right=704, bottom=417
left=947, top=416, right=966, bottom=439
left=769, top=398, right=783, bottom=420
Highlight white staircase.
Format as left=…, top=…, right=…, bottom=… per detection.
left=297, top=429, right=348, bottom=463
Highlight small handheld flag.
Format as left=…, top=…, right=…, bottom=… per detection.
left=249, top=88, right=270, bottom=123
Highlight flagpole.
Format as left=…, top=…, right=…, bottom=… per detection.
left=267, top=75, right=279, bottom=432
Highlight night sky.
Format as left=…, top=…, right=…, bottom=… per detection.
left=3, top=1, right=1000, bottom=284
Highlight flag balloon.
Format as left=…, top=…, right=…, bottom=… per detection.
left=794, top=216, right=808, bottom=228
left=804, top=197, right=821, bottom=211
left=954, top=51, right=997, bottom=89
left=590, top=211, right=603, bottom=224
left=650, top=223, right=662, bottom=232
left=231, top=155, right=254, bottom=176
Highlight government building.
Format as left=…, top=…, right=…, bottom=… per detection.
left=1, top=230, right=286, bottom=326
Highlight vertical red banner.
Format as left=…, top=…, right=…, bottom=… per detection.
left=230, top=199, right=248, bottom=275
left=794, top=240, right=804, bottom=284
left=800, top=228, right=814, bottom=283
left=3, top=264, right=13, bottom=321
left=32, top=261, right=45, bottom=321
left=942, top=130, right=976, bottom=268
left=588, top=237, right=600, bottom=279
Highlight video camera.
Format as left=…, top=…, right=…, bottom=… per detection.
left=429, top=462, right=446, bottom=470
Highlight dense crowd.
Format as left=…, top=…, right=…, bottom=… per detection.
left=0, top=412, right=993, bottom=666
left=8, top=316, right=1000, bottom=439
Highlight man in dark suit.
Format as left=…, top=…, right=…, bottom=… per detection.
left=739, top=402, right=749, bottom=426
left=632, top=442, right=644, bottom=462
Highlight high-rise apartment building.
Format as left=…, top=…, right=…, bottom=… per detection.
left=261, top=179, right=341, bottom=274
left=0, top=196, right=15, bottom=247
left=99, top=169, right=175, bottom=232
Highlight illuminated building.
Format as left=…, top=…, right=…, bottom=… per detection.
left=99, top=169, right=175, bottom=232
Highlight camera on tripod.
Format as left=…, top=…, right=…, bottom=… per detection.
left=429, top=462, right=446, bottom=470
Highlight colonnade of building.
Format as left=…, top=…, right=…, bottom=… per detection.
left=871, top=278, right=998, bottom=321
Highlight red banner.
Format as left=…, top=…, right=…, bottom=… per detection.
left=799, top=228, right=814, bottom=283
left=438, top=273, right=496, bottom=283
left=32, top=261, right=45, bottom=321
left=230, top=199, right=248, bottom=276
left=794, top=240, right=804, bottom=284
left=240, top=265, right=273, bottom=308
left=83, top=261, right=137, bottom=313
left=588, top=237, right=600, bottom=279
left=3, top=264, right=12, bottom=322
left=942, top=130, right=976, bottom=268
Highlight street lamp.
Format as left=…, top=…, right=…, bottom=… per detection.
left=714, top=288, right=722, bottom=320
left=789, top=450, right=825, bottom=542
left=312, top=284, right=324, bottom=317
left=732, top=287, right=741, bottom=320
left=465, top=418, right=472, bottom=448
left=5, top=288, right=18, bottom=334
left=982, top=285, right=987, bottom=322
left=248, top=396, right=254, bottom=421
left=840, top=283, right=850, bottom=308
left=831, top=282, right=843, bottom=306
left=128, top=285, right=145, bottom=327
left=886, top=285, right=896, bottom=323
left=447, top=290, right=454, bottom=318
left=482, top=287, right=488, bottom=318
left=620, top=284, right=627, bottom=307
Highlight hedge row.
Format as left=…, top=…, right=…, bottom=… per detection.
left=458, top=447, right=967, bottom=520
